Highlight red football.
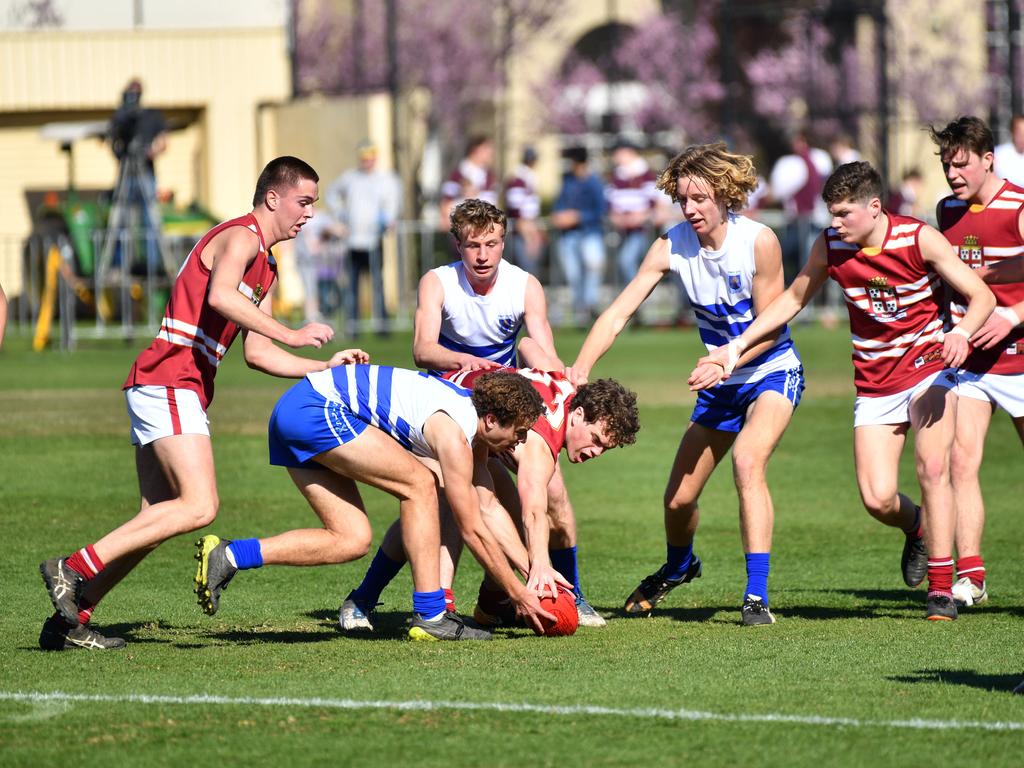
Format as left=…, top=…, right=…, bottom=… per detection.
left=532, top=587, right=579, bottom=637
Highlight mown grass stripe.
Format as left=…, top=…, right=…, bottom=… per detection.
left=2, top=690, right=1022, bottom=732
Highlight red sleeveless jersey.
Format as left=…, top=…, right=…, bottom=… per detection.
left=123, top=213, right=277, bottom=408
left=443, top=367, right=575, bottom=459
left=938, top=180, right=1024, bottom=374
left=825, top=213, right=945, bottom=396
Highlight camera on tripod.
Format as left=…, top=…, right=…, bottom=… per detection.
left=110, top=85, right=146, bottom=162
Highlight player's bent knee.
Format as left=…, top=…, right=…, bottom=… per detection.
left=732, top=451, right=768, bottom=486
left=664, top=495, right=698, bottom=517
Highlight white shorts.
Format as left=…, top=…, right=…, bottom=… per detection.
left=956, top=370, right=1024, bottom=417
left=125, top=385, right=210, bottom=446
left=853, top=369, right=958, bottom=427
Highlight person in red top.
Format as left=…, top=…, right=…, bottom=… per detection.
left=931, top=116, right=1024, bottom=609
left=336, top=362, right=640, bottom=631
left=37, top=156, right=367, bottom=651
left=693, top=161, right=994, bottom=621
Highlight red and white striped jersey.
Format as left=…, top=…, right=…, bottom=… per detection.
left=938, top=180, right=1024, bottom=374
left=443, top=367, right=575, bottom=459
left=123, top=213, right=277, bottom=409
left=825, top=213, right=945, bottom=396
left=605, top=160, right=658, bottom=231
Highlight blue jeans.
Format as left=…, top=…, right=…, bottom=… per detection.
left=557, top=230, right=605, bottom=317
left=616, top=229, right=648, bottom=285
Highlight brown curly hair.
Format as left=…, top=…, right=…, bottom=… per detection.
left=572, top=379, right=640, bottom=447
left=656, top=142, right=758, bottom=213
left=450, top=198, right=508, bottom=244
left=471, top=371, right=544, bottom=427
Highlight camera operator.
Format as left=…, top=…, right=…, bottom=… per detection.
left=108, top=78, right=167, bottom=273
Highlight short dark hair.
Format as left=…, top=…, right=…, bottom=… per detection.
left=253, top=156, right=319, bottom=208
left=822, top=161, right=884, bottom=206
left=466, top=135, right=492, bottom=155
left=928, top=116, right=995, bottom=160
left=471, top=371, right=544, bottom=427
left=572, top=379, right=640, bottom=447
left=563, top=146, right=588, bottom=165
left=450, top=198, right=507, bottom=243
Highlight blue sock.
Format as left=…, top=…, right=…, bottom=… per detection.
left=412, top=589, right=446, bottom=620
left=349, top=547, right=405, bottom=610
left=550, top=546, right=582, bottom=598
left=227, top=539, right=263, bottom=570
left=744, top=552, right=771, bottom=605
left=665, top=543, right=694, bottom=580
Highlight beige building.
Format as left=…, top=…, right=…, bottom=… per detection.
left=0, top=0, right=292, bottom=295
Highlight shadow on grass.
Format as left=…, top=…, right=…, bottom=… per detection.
left=887, top=668, right=1024, bottom=693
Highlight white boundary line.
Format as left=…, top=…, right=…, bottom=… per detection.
left=2, top=691, right=1023, bottom=732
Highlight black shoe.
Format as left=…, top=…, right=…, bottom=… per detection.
left=901, top=528, right=927, bottom=587
left=741, top=594, right=776, bottom=626
left=408, top=611, right=492, bottom=641
left=39, top=614, right=126, bottom=651
left=194, top=535, right=237, bottom=616
left=39, top=558, right=84, bottom=626
left=624, top=555, right=703, bottom=615
left=925, top=593, right=958, bottom=621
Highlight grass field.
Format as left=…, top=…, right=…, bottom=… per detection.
left=1, top=324, right=1022, bottom=767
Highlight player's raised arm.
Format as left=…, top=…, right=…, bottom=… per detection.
left=566, top=237, right=669, bottom=385
left=207, top=227, right=334, bottom=349
left=918, top=225, right=996, bottom=366
left=425, top=415, right=554, bottom=632
left=690, top=233, right=830, bottom=390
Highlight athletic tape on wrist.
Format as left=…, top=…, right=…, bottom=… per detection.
left=994, top=305, right=1022, bottom=326
left=948, top=326, right=971, bottom=339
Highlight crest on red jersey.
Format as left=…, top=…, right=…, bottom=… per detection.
left=866, top=276, right=899, bottom=318
left=958, top=235, right=983, bottom=268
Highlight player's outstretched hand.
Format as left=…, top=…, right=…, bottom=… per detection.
left=971, top=306, right=1020, bottom=350
left=687, top=361, right=726, bottom=391
left=290, top=322, right=335, bottom=349
left=526, top=563, right=573, bottom=599
left=941, top=327, right=972, bottom=368
left=512, top=588, right=557, bottom=634
left=326, top=348, right=369, bottom=368
left=457, top=355, right=500, bottom=372
left=563, top=366, right=588, bottom=387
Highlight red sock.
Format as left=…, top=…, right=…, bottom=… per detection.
left=443, top=588, right=456, bottom=613
left=956, top=555, right=986, bottom=588
left=78, top=598, right=96, bottom=625
left=65, top=545, right=105, bottom=580
left=926, top=556, right=954, bottom=595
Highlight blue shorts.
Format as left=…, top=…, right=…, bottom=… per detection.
left=268, top=378, right=368, bottom=469
left=691, top=367, right=804, bottom=433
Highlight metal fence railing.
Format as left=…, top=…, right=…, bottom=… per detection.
left=4, top=210, right=841, bottom=351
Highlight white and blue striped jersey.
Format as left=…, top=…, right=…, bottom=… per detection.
left=306, top=365, right=478, bottom=457
left=431, top=260, right=529, bottom=371
left=666, top=213, right=801, bottom=385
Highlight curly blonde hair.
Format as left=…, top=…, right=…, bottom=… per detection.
left=656, top=142, right=758, bottom=212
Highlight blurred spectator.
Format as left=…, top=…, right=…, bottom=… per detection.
left=293, top=211, right=344, bottom=324
left=0, top=280, right=6, bottom=349
left=886, top=168, right=926, bottom=219
left=829, top=134, right=861, bottom=166
left=327, top=140, right=401, bottom=336
left=551, top=146, right=607, bottom=324
left=606, top=137, right=659, bottom=285
left=994, top=114, right=1024, bottom=187
left=108, top=78, right=167, bottom=272
left=770, top=131, right=833, bottom=278
left=439, top=135, right=497, bottom=228
left=503, top=146, right=544, bottom=276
